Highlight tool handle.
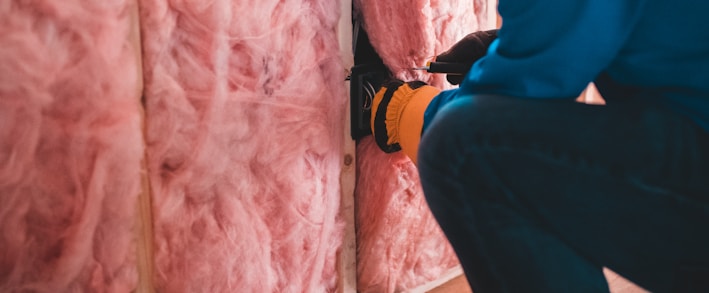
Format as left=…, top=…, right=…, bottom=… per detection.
left=427, top=62, right=469, bottom=75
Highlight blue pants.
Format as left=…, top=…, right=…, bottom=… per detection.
left=417, top=94, right=709, bottom=292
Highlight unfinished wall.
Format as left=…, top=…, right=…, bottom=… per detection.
left=0, top=1, right=143, bottom=292
left=138, top=0, right=349, bottom=291
left=2, top=0, right=351, bottom=291
left=0, top=0, right=649, bottom=292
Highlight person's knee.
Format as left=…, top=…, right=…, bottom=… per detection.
left=418, top=94, right=491, bottom=169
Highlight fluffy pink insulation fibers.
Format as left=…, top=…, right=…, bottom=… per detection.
left=356, top=139, right=459, bottom=293
left=356, top=0, right=490, bottom=86
left=0, top=1, right=143, bottom=292
left=354, top=0, right=492, bottom=292
left=139, top=0, right=347, bottom=291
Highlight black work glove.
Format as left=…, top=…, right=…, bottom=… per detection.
left=436, top=29, right=498, bottom=85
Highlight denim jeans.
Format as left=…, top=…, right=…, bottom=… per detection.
left=417, top=94, right=709, bottom=292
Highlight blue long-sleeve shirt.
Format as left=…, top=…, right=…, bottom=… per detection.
left=425, top=0, right=709, bottom=132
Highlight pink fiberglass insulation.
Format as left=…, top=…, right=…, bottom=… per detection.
left=139, top=0, right=347, bottom=291
left=0, top=1, right=143, bottom=292
left=354, top=0, right=493, bottom=292
left=356, top=139, right=459, bottom=292
left=356, top=0, right=490, bottom=86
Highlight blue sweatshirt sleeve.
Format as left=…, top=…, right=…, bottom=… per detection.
left=458, top=0, right=648, bottom=99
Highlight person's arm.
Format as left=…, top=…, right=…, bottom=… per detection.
left=371, top=0, right=648, bottom=162
left=460, top=0, right=648, bottom=99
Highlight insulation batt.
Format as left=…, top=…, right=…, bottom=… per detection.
left=356, top=0, right=489, bottom=86
left=355, top=140, right=459, bottom=292
left=139, top=0, right=347, bottom=291
left=354, top=0, right=492, bottom=292
left=0, top=0, right=143, bottom=292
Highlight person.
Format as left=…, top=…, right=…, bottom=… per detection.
left=369, top=1, right=709, bottom=292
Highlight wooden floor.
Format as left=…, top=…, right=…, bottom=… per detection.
left=426, top=275, right=472, bottom=293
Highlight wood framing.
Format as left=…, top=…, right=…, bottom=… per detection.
left=337, top=0, right=357, bottom=292
left=131, top=1, right=156, bottom=292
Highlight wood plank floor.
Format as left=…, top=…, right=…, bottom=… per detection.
left=426, top=275, right=472, bottom=293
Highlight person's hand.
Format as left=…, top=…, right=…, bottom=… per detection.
left=370, top=80, right=440, bottom=154
left=436, top=29, right=498, bottom=85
